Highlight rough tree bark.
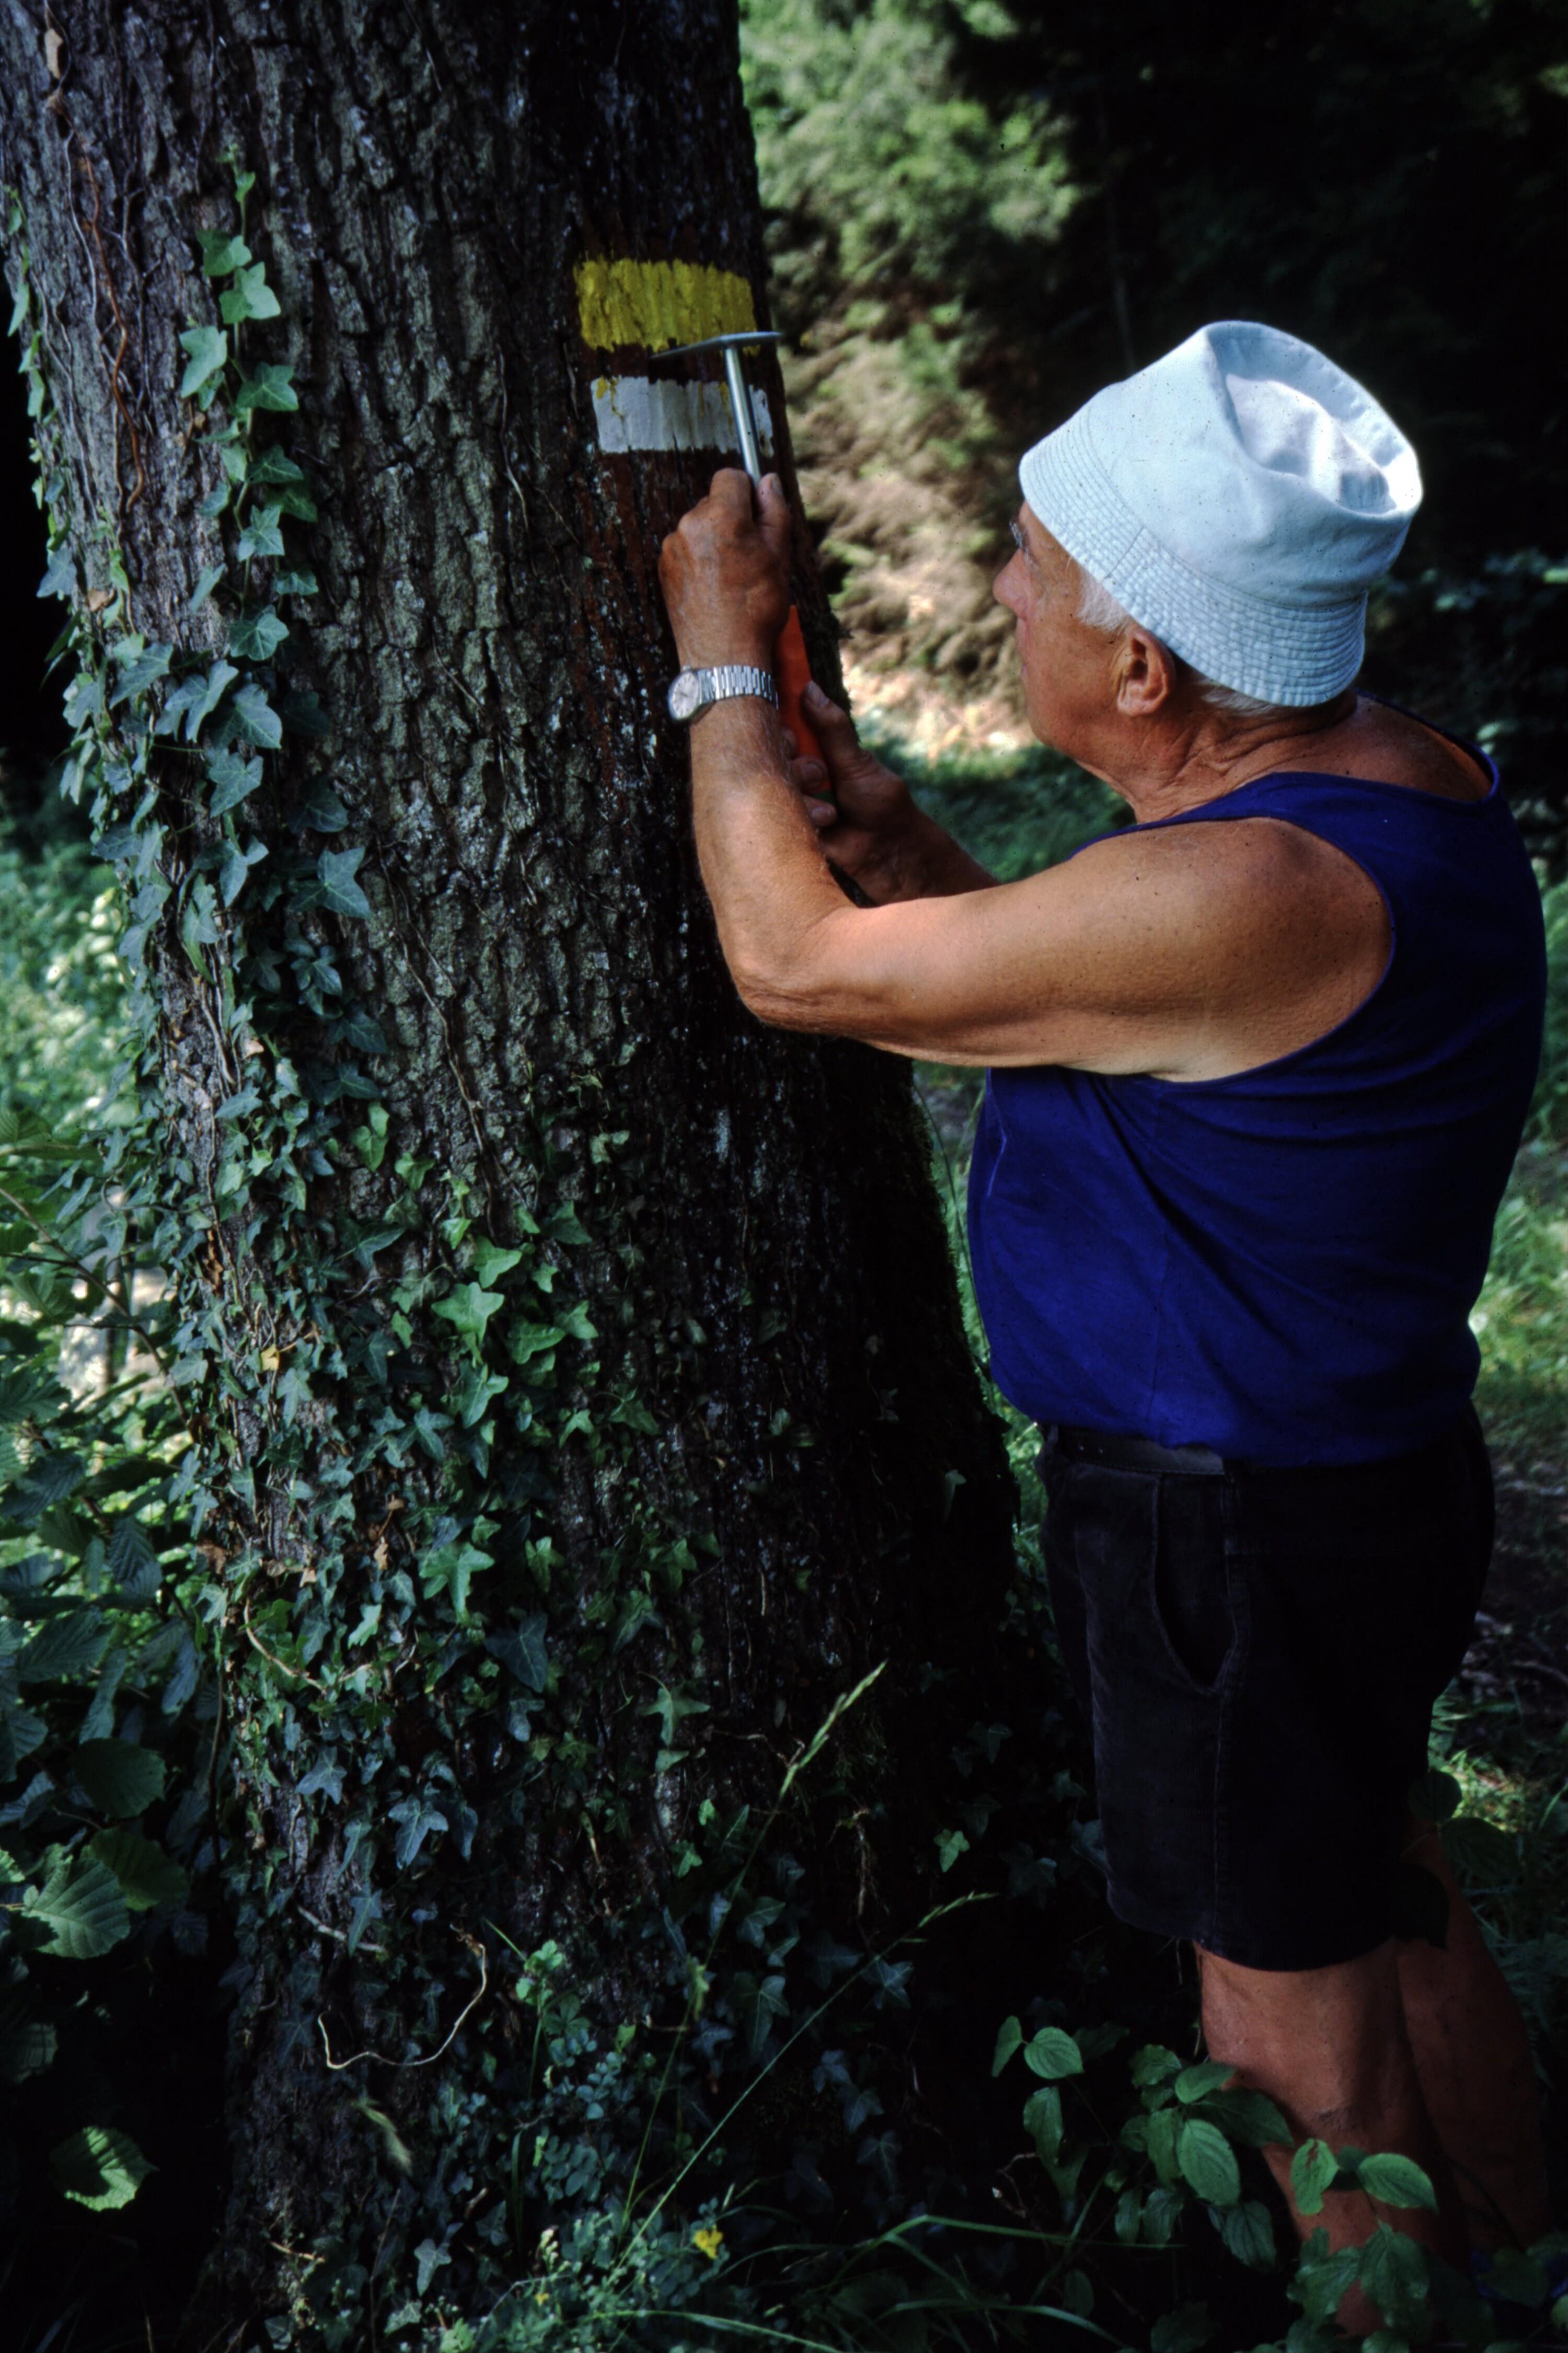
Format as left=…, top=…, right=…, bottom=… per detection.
left=1, top=1, right=1015, bottom=2338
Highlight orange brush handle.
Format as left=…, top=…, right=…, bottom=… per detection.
left=775, top=606, right=822, bottom=766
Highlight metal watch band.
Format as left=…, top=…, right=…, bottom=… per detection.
left=667, top=663, right=779, bottom=725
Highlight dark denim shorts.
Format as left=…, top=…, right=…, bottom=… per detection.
left=1038, top=1409, right=1493, bottom=1971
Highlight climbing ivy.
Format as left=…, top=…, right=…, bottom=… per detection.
left=5, top=162, right=1565, bottom=2353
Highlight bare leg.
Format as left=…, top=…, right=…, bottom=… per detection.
left=1394, top=1816, right=1552, bottom=2248
left=1198, top=1939, right=1468, bottom=2334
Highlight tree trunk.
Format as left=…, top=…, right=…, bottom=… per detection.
left=1, top=1, right=1014, bottom=2337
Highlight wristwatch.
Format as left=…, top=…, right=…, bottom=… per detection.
left=667, top=663, right=779, bottom=726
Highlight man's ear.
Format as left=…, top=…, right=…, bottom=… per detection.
left=1113, top=624, right=1179, bottom=717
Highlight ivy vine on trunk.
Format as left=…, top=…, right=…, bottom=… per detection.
left=0, top=3, right=1018, bottom=2340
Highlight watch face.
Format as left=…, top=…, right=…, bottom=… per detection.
left=668, top=670, right=704, bottom=724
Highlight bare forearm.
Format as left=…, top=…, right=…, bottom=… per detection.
left=868, top=805, right=997, bottom=901
left=688, top=699, right=848, bottom=996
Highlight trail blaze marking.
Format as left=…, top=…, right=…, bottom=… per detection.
left=574, top=259, right=757, bottom=353
left=590, top=375, right=775, bottom=458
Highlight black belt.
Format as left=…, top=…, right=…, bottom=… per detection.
left=1040, top=1420, right=1462, bottom=1482
left=1040, top=1423, right=1263, bottom=1477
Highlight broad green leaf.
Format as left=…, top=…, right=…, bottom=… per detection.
left=990, top=2014, right=1023, bottom=2075
left=1200, top=2085, right=1293, bottom=2148
left=1441, top=1814, right=1518, bottom=1886
left=18, top=1608, right=109, bottom=1685
left=0, top=2021, right=57, bottom=2082
left=1174, top=2059, right=1234, bottom=2103
left=1488, top=2247, right=1550, bottom=2306
left=1150, top=2304, right=1213, bottom=2353
left=1406, top=1767, right=1461, bottom=1824
left=1177, top=2116, right=1240, bottom=2205
left=1214, top=2197, right=1276, bottom=2268
left=178, top=324, right=228, bottom=398
left=51, top=2124, right=153, bottom=2209
left=234, top=363, right=298, bottom=412
left=433, top=1283, right=505, bottom=1347
left=219, top=263, right=281, bottom=323
left=1290, top=2136, right=1339, bottom=2216
left=1021, top=2082, right=1063, bottom=2162
left=26, top=1854, right=131, bottom=1958
left=1021, top=2026, right=1084, bottom=2082
left=1356, top=2152, right=1438, bottom=2212
left=89, top=1828, right=190, bottom=1912
left=1356, top=2222, right=1427, bottom=2326
left=74, top=1737, right=167, bottom=1817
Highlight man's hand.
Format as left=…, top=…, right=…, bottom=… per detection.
left=783, top=683, right=997, bottom=903
left=659, top=469, right=793, bottom=671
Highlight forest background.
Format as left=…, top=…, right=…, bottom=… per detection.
left=0, top=0, right=1563, bottom=2347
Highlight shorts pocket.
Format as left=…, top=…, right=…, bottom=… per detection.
left=1146, top=1475, right=1243, bottom=1695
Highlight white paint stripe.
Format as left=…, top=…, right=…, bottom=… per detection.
left=591, top=375, right=775, bottom=458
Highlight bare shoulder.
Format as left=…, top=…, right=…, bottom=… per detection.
left=1057, top=812, right=1382, bottom=945
left=1289, top=695, right=1492, bottom=800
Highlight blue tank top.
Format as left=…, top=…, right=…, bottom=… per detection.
left=967, top=751, right=1547, bottom=1465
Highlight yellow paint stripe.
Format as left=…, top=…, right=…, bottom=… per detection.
left=574, top=258, right=757, bottom=352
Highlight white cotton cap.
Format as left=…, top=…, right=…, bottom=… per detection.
left=1019, top=321, right=1423, bottom=706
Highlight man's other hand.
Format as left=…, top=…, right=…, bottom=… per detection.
left=659, top=470, right=792, bottom=672
left=784, top=684, right=932, bottom=903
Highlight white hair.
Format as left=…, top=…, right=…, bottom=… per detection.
left=1074, top=565, right=1288, bottom=720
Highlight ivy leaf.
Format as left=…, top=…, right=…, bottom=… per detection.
left=419, top=1539, right=491, bottom=1617
left=1356, top=2152, right=1437, bottom=2212
left=51, top=2125, right=153, bottom=2210
left=227, top=606, right=289, bottom=660
left=230, top=680, right=283, bottom=749
left=433, top=1282, right=505, bottom=1349
left=219, top=837, right=268, bottom=906
left=486, top=1614, right=548, bottom=1692
left=37, top=543, right=76, bottom=600
left=234, top=363, right=298, bottom=412
left=219, top=263, right=282, bottom=323
left=26, top=1853, right=131, bottom=1959
left=247, top=446, right=307, bottom=486
left=108, top=642, right=172, bottom=706
left=206, top=748, right=263, bottom=816
left=1290, top=2136, right=1339, bottom=2217
left=315, top=846, right=372, bottom=917
left=74, top=1738, right=167, bottom=1818
left=642, top=1683, right=709, bottom=1747
left=733, top=1970, right=788, bottom=2061
left=196, top=229, right=252, bottom=277
left=387, top=1796, right=449, bottom=1869
left=934, top=1827, right=970, bottom=1872
left=164, top=658, right=239, bottom=742
left=89, top=1829, right=189, bottom=1913
left=470, top=1242, right=524, bottom=1287
left=274, top=567, right=319, bottom=599
left=188, top=563, right=225, bottom=614
left=453, top=1365, right=509, bottom=1427
left=178, top=325, right=228, bottom=398
left=235, top=503, right=285, bottom=563
left=1021, top=2027, right=1084, bottom=2082
left=1178, top=2116, right=1240, bottom=2205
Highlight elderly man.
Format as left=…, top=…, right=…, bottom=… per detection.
left=658, top=323, right=1551, bottom=2294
